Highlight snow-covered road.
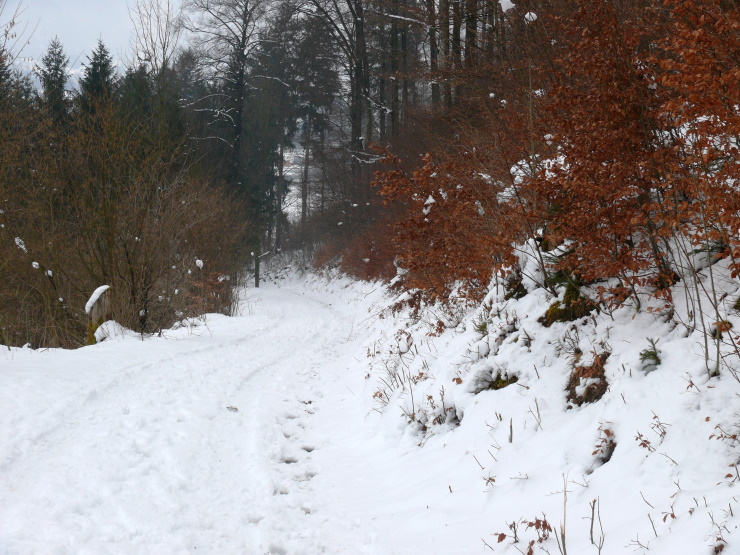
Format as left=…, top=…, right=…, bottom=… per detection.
left=0, top=280, right=388, bottom=554
left=5, top=274, right=740, bottom=555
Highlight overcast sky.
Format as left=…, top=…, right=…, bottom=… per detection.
left=15, top=0, right=135, bottom=66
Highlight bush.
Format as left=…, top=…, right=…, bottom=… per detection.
left=338, top=216, right=398, bottom=281
left=375, top=153, right=513, bottom=306
left=503, top=274, right=527, bottom=301
left=0, top=101, right=247, bottom=347
left=538, top=298, right=597, bottom=328
left=566, top=352, right=610, bottom=407
left=639, top=338, right=661, bottom=373
left=484, top=370, right=519, bottom=391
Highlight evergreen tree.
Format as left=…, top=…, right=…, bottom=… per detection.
left=253, top=8, right=339, bottom=239
left=0, top=48, right=15, bottom=103
left=36, top=37, right=69, bottom=124
left=79, top=39, right=116, bottom=109
left=0, top=50, right=34, bottom=112
left=118, top=64, right=153, bottom=119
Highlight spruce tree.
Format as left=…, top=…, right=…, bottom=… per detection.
left=36, top=37, right=69, bottom=124
left=79, top=39, right=115, bottom=110
left=0, top=48, right=14, bottom=103
left=118, top=64, right=152, bottom=119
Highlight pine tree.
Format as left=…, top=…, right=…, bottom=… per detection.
left=79, top=39, right=115, bottom=109
left=118, top=64, right=152, bottom=119
left=36, top=37, right=69, bottom=124
left=0, top=48, right=14, bottom=103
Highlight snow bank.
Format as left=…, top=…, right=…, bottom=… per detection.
left=361, top=255, right=740, bottom=553
left=94, top=320, right=138, bottom=343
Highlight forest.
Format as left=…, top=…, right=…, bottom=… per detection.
left=0, top=0, right=738, bottom=349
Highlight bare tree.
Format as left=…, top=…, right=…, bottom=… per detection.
left=182, top=0, right=270, bottom=286
left=302, top=0, right=371, bottom=163
left=182, top=0, right=270, bottom=182
left=129, top=0, right=183, bottom=93
left=0, top=0, right=34, bottom=60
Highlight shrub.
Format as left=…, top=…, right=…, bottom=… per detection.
left=375, top=152, right=513, bottom=306
left=487, top=371, right=519, bottom=391
left=591, top=425, right=617, bottom=472
left=503, top=274, right=527, bottom=301
left=474, top=368, right=519, bottom=393
left=539, top=298, right=597, bottom=328
left=639, top=338, right=661, bottom=373
left=0, top=101, right=247, bottom=347
left=566, top=352, right=610, bottom=407
left=711, top=320, right=733, bottom=340
left=338, top=216, right=398, bottom=281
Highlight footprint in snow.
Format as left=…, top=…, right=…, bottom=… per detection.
left=296, top=470, right=317, bottom=482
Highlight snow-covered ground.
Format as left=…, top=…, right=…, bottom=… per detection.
left=0, top=276, right=377, bottom=554
left=1, top=270, right=739, bottom=554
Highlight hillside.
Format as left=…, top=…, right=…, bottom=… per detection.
left=359, top=245, right=740, bottom=554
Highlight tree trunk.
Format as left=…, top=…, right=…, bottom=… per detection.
left=254, top=238, right=260, bottom=288
left=275, top=139, right=284, bottom=252
left=379, top=53, right=387, bottom=142
left=425, top=0, right=441, bottom=106
left=465, top=0, right=477, bottom=69
left=391, top=0, right=400, bottom=137
left=354, top=0, right=372, bottom=146
left=452, top=0, right=463, bottom=102
left=301, top=119, right=311, bottom=234
left=440, top=0, right=452, bottom=108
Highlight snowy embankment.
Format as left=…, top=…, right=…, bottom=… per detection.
left=1, top=268, right=739, bottom=554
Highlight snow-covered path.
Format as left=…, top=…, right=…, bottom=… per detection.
left=0, top=280, right=387, bottom=554
left=5, top=274, right=740, bottom=554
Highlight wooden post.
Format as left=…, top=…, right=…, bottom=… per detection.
left=85, top=285, right=112, bottom=345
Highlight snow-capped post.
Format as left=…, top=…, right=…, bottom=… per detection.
left=85, top=285, right=112, bottom=345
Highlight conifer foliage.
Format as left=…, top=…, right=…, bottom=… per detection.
left=36, top=37, right=69, bottom=123
left=79, top=39, right=116, bottom=108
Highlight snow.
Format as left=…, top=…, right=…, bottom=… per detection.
left=84, top=285, right=110, bottom=315
left=14, top=237, right=27, bottom=253
left=499, top=0, right=515, bottom=12
left=423, top=194, right=436, bottom=215
left=1, top=269, right=739, bottom=554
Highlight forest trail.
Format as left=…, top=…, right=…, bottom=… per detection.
left=0, top=280, right=402, bottom=554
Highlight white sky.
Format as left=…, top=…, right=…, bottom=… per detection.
left=14, top=0, right=134, bottom=66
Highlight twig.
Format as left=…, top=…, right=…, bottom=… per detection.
left=509, top=418, right=514, bottom=443
left=640, top=491, right=655, bottom=508
left=648, top=513, right=658, bottom=538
